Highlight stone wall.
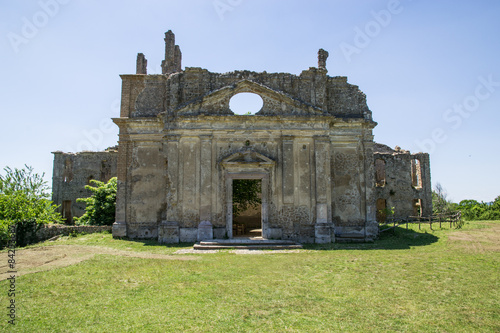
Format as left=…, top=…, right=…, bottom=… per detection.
left=373, top=144, right=432, bottom=221
left=36, top=224, right=111, bottom=241
left=120, top=68, right=371, bottom=120
left=52, top=148, right=118, bottom=224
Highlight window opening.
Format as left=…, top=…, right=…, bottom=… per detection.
left=63, top=158, right=73, bottom=183
left=375, top=159, right=386, bottom=187
left=62, top=200, right=73, bottom=224
left=411, top=159, right=422, bottom=188
left=229, top=93, right=263, bottom=115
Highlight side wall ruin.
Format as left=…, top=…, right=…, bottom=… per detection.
left=373, top=144, right=432, bottom=221
left=51, top=148, right=118, bottom=224
left=51, top=143, right=431, bottom=229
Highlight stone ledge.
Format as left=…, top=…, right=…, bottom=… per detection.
left=37, top=224, right=111, bottom=241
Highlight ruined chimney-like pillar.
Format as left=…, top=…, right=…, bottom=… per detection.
left=136, top=53, right=147, bottom=74
left=174, top=45, right=182, bottom=73
left=318, top=48, right=329, bottom=71
left=162, top=30, right=182, bottom=74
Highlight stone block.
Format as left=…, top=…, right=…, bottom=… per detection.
left=197, top=221, right=213, bottom=241
left=298, top=225, right=315, bottom=243
left=315, top=223, right=332, bottom=243
left=365, top=220, right=379, bottom=241
left=137, top=225, right=157, bottom=239
left=112, top=222, right=127, bottom=237
left=213, top=227, right=227, bottom=239
left=180, top=228, right=198, bottom=242
left=158, top=221, right=179, bottom=243
left=266, top=228, right=282, bottom=240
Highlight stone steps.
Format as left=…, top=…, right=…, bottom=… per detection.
left=193, top=239, right=303, bottom=250
left=335, top=233, right=366, bottom=243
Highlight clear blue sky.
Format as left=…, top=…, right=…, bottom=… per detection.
left=1, top=0, right=499, bottom=203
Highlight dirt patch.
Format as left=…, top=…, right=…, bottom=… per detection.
left=0, top=245, right=197, bottom=281
left=448, top=223, right=500, bottom=253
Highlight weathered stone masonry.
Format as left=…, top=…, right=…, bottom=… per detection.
left=113, top=30, right=381, bottom=244
left=52, top=148, right=117, bottom=224
left=52, top=30, right=432, bottom=243
left=373, top=144, right=432, bottom=221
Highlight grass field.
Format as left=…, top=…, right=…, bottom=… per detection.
left=1, top=221, right=498, bottom=332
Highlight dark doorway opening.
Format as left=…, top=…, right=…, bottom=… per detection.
left=376, top=198, right=387, bottom=223
left=232, top=179, right=262, bottom=237
left=62, top=200, right=73, bottom=225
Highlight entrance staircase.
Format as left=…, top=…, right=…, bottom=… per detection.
left=193, top=238, right=303, bottom=250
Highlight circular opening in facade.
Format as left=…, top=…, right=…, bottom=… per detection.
left=229, top=92, right=263, bottom=115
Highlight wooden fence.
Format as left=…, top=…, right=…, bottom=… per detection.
left=379, top=211, right=462, bottom=233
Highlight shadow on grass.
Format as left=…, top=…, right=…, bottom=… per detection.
left=113, top=237, right=194, bottom=249
left=303, top=226, right=439, bottom=251
left=114, top=226, right=439, bottom=251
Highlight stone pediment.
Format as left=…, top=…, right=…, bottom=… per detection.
left=221, top=149, right=275, bottom=168
left=174, top=80, right=325, bottom=117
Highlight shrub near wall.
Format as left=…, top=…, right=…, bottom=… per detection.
left=75, top=177, right=117, bottom=226
left=0, top=220, right=50, bottom=249
left=0, top=165, right=63, bottom=248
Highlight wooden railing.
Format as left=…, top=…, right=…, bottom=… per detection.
left=379, top=211, right=462, bottom=232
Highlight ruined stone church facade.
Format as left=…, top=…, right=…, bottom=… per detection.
left=52, top=31, right=432, bottom=243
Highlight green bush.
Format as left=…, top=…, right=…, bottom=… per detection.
left=458, top=196, right=500, bottom=221
left=0, top=220, right=11, bottom=249
left=0, top=165, right=62, bottom=248
left=0, top=165, right=62, bottom=224
left=13, top=220, right=45, bottom=247
left=75, top=177, right=117, bottom=226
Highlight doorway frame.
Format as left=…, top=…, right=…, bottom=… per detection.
left=221, top=149, right=275, bottom=239
left=225, top=172, right=270, bottom=239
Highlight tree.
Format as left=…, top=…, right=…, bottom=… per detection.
left=233, top=179, right=261, bottom=217
left=0, top=165, right=62, bottom=224
left=0, top=165, right=62, bottom=247
left=75, top=177, right=117, bottom=225
left=493, top=195, right=500, bottom=210
left=458, top=197, right=500, bottom=221
left=432, top=182, right=456, bottom=215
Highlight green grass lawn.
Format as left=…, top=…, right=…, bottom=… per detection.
left=1, top=221, right=499, bottom=332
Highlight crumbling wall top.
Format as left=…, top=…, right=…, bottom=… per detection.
left=161, top=30, right=182, bottom=74
left=122, top=31, right=372, bottom=121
